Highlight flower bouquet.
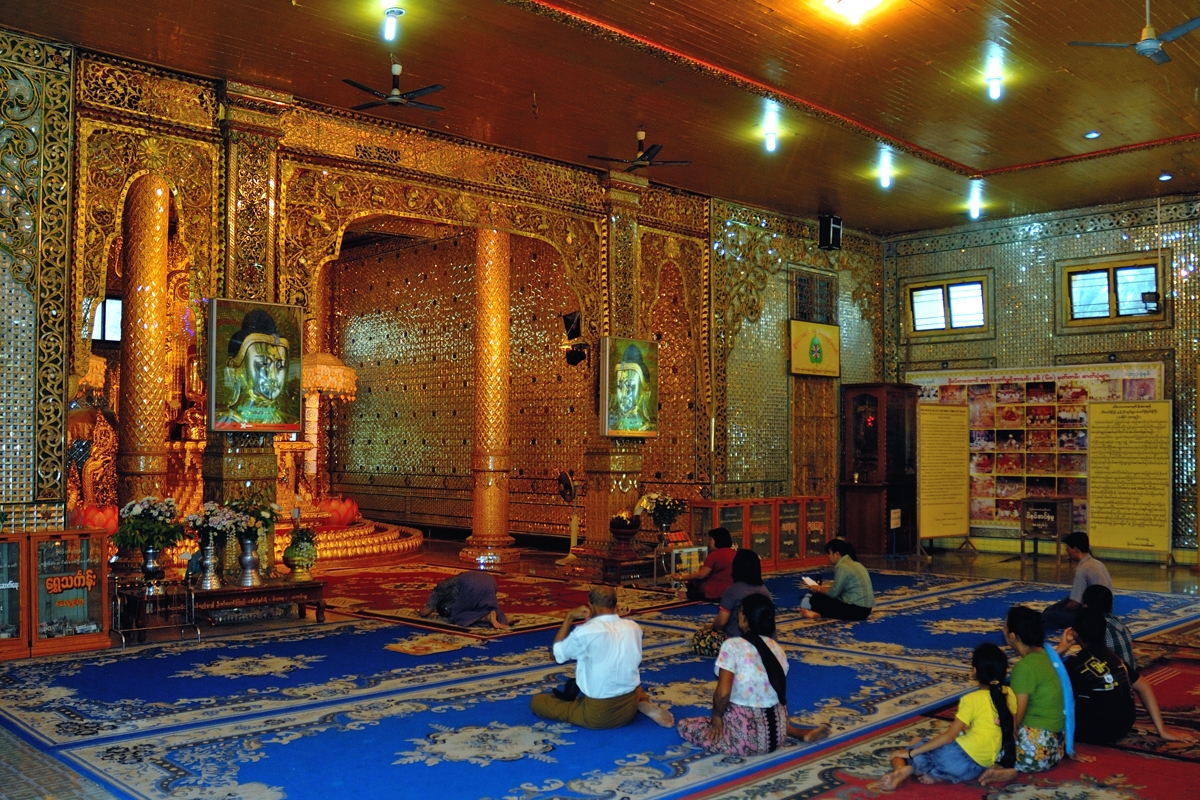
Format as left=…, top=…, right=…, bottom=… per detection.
left=185, top=502, right=256, bottom=547
left=114, top=497, right=185, bottom=591
left=227, top=490, right=282, bottom=543
left=226, top=489, right=282, bottom=584
left=114, top=497, right=185, bottom=551
left=634, top=492, right=689, bottom=531
left=185, top=502, right=256, bottom=590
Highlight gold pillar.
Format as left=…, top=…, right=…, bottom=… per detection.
left=580, top=173, right=647, bottom=553
left=200, top=82, right=292, bottom=576
left=116, top=173, right=171, bottom=503
left=462, top=228, right=518, bottom=564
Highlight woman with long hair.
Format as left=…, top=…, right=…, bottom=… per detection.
left=677, top=594, right=829, bottom=755
left=979, top=606, right=1066, bottom=784
left=800, top=538, right=875, bottom=621
left=690, top=548, right=770, bottom=656
left=880, top=643, right=1016, bottom=790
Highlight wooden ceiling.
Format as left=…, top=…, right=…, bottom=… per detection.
left=4, top=0, right=1200, bottom=233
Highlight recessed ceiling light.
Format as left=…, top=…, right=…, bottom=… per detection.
left=1159, top=172, right=1173, bottom=182
left=1084, top=131, right=1101, bottom=139
left=879, top=149, right=892, bottom=189
left=825, top=0, right=882, bottom=24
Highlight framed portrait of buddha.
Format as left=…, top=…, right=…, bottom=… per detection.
left=208, top=299, right=304, bottom=432
left=599, top=336, right=658, bottom=438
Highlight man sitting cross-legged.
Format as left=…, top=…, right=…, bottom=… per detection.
left=530, top=585, right=673, bottom=729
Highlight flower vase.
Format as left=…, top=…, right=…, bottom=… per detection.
left=141, top=546, right=165, bottom=596
left=197, top=540, right=222, bottom=591
left=238, top=538, right=262, bottom=587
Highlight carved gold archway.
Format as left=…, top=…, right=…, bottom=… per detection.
left=277, top=160, right=605, bottom=333
left=70, top=120, right=221, bottom=383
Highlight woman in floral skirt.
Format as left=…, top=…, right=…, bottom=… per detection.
left=677, top=594, right=829, bottom=756
left=979, top=606, right=1066, bottom=784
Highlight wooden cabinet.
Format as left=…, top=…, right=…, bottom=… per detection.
left=689, top=496, right=831, bottom=572
left=841, top=383, right=918, bottom=555
left=0, top=528, right=111, bottom=660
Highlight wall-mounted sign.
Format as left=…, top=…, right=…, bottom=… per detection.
left=789, top=320, right=840, bottom=377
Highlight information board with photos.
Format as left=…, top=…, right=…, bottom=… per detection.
left=907, top=363, right=1163, bottom=532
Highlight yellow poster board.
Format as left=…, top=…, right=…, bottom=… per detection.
left=789, top=321, right=840, bottom=377
left=917, top=404, right=970, bottom=539
left=1087, top=401, right=1172, bottom=554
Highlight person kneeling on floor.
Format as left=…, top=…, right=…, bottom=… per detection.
left=530, top=585, right=672, bottom=729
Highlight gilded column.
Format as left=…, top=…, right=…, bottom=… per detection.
left=581, top=173, right=647, bottom=553
left=462, top=228, right=518, bottom=564
left=202, top=82, right=292, bottom=574
left=116, top=174, right=171, bottom=502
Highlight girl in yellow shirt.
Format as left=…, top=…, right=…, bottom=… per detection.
left=880, top=643, right=1017, bottom=791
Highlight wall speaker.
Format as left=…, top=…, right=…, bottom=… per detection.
left=818, top=215, right=842, bottom=251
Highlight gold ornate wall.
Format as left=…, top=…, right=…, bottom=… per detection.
left=0, top=30, right=72, bottom=526
left=331, top=233, right=594, bottom=536
left=710, top=200, right=882, bottom=499
left=884, top=195, right=1200, bottom=551
left=71, top=55, right=221, bottom=387
left=35, top=45, right=890, bottom=540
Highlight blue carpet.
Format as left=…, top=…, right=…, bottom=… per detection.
left=1, top=573, right=1198, bottom=800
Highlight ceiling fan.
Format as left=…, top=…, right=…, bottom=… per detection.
left=1069, top=0, right=1200, bottom=65
left=343, top=60, right=445, bottom=112
left=589, top=130, right=691, bottom=172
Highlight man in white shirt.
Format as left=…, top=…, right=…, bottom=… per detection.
left=530, top=585, right=671, bottom=729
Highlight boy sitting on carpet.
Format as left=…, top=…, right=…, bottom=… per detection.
left=880, top=643, right=1016, bottom=791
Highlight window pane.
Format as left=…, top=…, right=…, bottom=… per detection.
left=90, top=305, right=104, bottom=340
left=1114, top=265, right=1158, bottom=316
left=947, top=282, right=985, bottom=328
left=104, top=298, right=122, bottom=341
left=911, top=287, right=946, bottom=331
left=1069, top=270, right=1110, bottom=319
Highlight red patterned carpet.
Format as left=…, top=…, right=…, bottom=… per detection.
left=313, top=563, right=687, bottom=635
left=720, top=716, right=1200, bottom=800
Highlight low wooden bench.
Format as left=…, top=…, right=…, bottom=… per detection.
left=193, top=579, right=327, bottom=624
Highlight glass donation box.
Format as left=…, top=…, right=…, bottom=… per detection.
left=688, top=496, right=831, bottom=572
left=0, top=527, right=111, bottom=660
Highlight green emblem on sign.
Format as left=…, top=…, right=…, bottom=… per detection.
left=809, top=336, right=823, bottom=364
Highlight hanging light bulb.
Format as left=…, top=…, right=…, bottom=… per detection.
left=985, top=54, right=1003, bottom=100
left=763, top=101, right=779, bottom=153
left=383, top=7, right=404, bottom=42
left=879, top=149, right=892, bottom=188
left=968, top=180, right=983, bottom=219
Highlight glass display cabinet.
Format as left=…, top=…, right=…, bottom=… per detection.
left=689, top=496, right=832, bottom=572
left=0, top=528, right=111, bottom=660
left=0, top=532, right=29, bottom=661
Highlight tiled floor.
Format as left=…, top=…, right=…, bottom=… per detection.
left=0, top=725, right=117, bottom=800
